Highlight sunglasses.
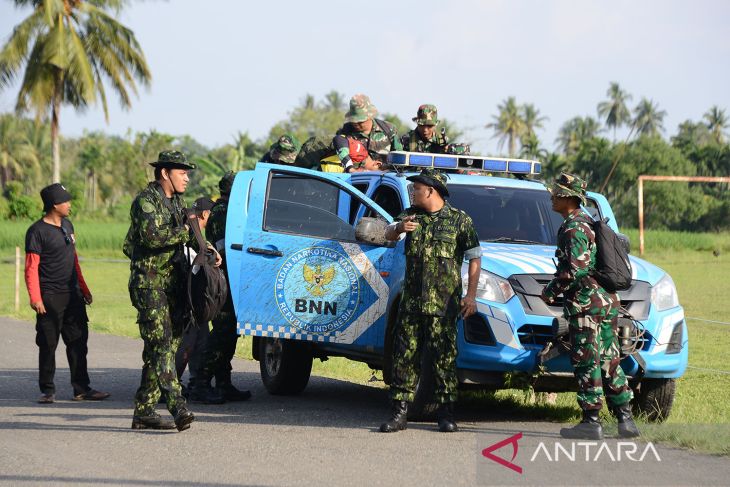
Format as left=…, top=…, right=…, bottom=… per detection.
left=60, top=226, right=72, bottom=245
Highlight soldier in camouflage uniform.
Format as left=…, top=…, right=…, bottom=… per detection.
left=190, top=172, right=252, bottom=404
left=541, top=173, right=639, bottom=440
left=332, top=94, right=402, bottom=172
left=125, top=150, right=201, bottom=432
left=260, top=134, right=301, bottom=165
left=380, top=169, right=482, bottom=433
left=401, top=104, right=449, bottom=153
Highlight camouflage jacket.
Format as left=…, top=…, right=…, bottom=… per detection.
left=400, top=129, right=449, bottom=153
left=397, top=203, right=481, bottom=316
left=333, top=119, right=402, bottom=169
left=543, top=208, right=616, bottom=316
left=206, top=197, right=228, bottom=271
left=124, top=182, right=193, bottom=291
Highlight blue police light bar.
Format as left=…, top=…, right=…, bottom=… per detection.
left=387, top=151, right=542, bottom=176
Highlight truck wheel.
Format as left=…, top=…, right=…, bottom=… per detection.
left=632, top=378, right=676, bottom=422
left=259, top=337, right=313, bottom=395
left=408, top=347, right=439, bottom=421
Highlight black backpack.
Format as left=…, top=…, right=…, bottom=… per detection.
left=591, top=217, right=632, bottom=292
left=186, top=215, right=228, bottom=324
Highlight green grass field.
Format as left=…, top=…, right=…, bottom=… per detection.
left=1, top=223, right=728, bottom=454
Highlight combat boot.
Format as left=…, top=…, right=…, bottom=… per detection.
left=189, top=380, right=226, bottom=405
left=131, top=412, right=176, bottom=430
left=218, top=383, right=252, bottom=402
left=560, top=409, right=603, bottom=440
left=173, top=407, right=195, bottom=432
left=380, top=400, right=408, bottom=433
left=611, top=403, right=640, bottom=438
left=436, top=403, right=458, bottom=433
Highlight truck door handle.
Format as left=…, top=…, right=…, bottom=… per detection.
left=230, top=244, right=243, bottom=251
left=247, top=247, right=283, bottom=257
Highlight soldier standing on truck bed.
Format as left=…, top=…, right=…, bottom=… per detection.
left=541, top=173, right=639, bottom=440
left=332, top=94, right=402, bottom=173
left=380, top=168, right=481, bottom=433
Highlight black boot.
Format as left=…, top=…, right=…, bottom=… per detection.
left=436, top=403, right=458, bottom=433
left=560, top=409, right=603, bottom=440
left=612, top=403, right=640, bottom=438
left=218, top=383, right=252, bottom=402
left=189, top=380, right=226, bottom=405
left=380, top=401, right=408, bottom=433
left=131, top=412, right=176, bottom=430
left=173, top=407, right=195, bottom=432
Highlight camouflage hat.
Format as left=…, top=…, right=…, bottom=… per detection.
left=412, top=104, right=439, bottom=126
left=549, top=172, right=587, bottom=205
left=345, top=94, right=376, bottom=124
left=149, top=150, right=196, bottom=170
left=407, top=168, right=450, bottom=198
left=218, top=171, right=236, bottom=195
left=272, top=134, right=301, bottom=164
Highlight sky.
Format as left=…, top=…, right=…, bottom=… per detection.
left=1, top=0, right=729, bottom=154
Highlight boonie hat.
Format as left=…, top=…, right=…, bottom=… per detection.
left=149, top=150, right=196, bottom=170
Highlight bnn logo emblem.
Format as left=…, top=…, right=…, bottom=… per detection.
left=481, top=432, right=523, bottom=474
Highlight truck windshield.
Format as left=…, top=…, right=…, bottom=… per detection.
left=447, top=184, right=564, bottom=245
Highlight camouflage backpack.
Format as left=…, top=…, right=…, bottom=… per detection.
left=295, top=136, right=336, bottom=170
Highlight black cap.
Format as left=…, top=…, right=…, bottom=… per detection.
left=192, top=197, right=214, bottom=213
left=40, top=183, right=72, bottom=211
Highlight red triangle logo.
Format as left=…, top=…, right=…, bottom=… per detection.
left=481, top=432, right=523, bottom=474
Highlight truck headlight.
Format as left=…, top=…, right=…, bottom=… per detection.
left=651, top=274, right=679, bottom=311
left=462, top=270, right=515, bottom=304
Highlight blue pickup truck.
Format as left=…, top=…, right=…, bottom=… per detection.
left=225, top=152, right=687, bottom=421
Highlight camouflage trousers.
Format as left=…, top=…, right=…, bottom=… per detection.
left=130, top=287, right=189, bottom=416
left=390, top=312, right=458, bottom=404
left=569, top=304, right=633, bottom=411
left=199, top=300, right=238, bottom=386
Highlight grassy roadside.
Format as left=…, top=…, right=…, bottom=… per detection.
left=1, top=224, right=729, bottom=454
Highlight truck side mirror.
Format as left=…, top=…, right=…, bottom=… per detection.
left=355, top=217, right=392, bottom=247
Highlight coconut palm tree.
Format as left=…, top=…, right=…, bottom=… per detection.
left=703, top=105, right=729, bottom=144
left=0, top=0, right=151, bottom=183
left=632, top=98, right=667, bottom=137
left=521, top=103, right=548, bottom=139
left=597, top=82, right=632, bottom=142
left=486, top=97, right=525, bottom=157
left=0, top=114, right=40, bottom=188
left=556, top=116, right=601, bottom=155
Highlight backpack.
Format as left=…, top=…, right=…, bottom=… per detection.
left=591, top=217, right=632, bottom=292
left=295, top=136, right=335, bottom=170
left=186, top=215, right=228, bottom=324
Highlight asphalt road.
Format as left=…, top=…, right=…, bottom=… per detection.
left=0, top=316, right=728, bottom=487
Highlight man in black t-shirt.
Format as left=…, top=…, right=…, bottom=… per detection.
left=24, top=183, right=109, bottom=404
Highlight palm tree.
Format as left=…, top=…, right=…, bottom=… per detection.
left=0, top=0, right=151, bottom=183
left=518, top=133, right=548, bottom=161
left=597, top=82, right=632, bottom=142
left=521, top=103, right=547, bottom=138
left=323, top=90, right=346, bottom=112
left=556, top=116, right=601, bottom=155
left=703, top=105, right=729, bottom=144
left=0, top=114, right=40, bottom=188
left=486, top=97, right=525, bottom=157
left=632, top=98, right=667, bottom=137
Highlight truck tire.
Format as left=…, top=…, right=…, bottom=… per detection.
left=408, top=347, right=439, bottom=421
left=632, top=378, right=675, bottom=422
left=259, top=337, right=313, bottom=395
